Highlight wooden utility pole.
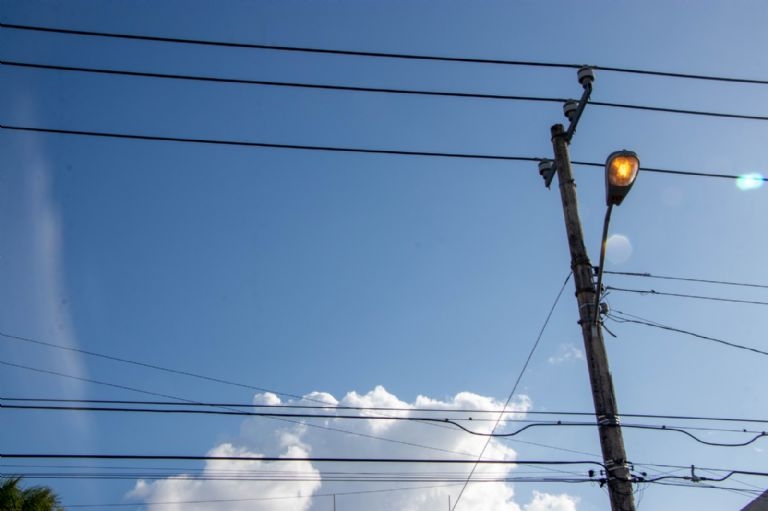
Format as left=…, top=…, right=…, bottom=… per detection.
left=551, top=123, right=636, bottom=511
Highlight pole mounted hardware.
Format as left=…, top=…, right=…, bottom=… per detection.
left=538, top=159, right=557, bottom=188
left=564, top=66, right=595, bottom=142
left=563, top=100, right=580, bottom=122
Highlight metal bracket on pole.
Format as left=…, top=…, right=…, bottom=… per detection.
left=598, top=414, right=622, bottom=426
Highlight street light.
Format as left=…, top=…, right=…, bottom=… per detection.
left=596, top=150, right=640, bottom=323
left=605, top=150, right=640, bottom=206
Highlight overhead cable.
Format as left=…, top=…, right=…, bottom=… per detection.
left=3, top=22, right=768, bottom=85
left=605, top=286, right=768, bottom=307
left=571, top=160, right=768, bottom=183
left=0, top=124, right=536, bottom=162
left=0, top=453, right=605, bottom=468
left=6, top=397, right=768, bottom=425
left=4, top=124, right=763, bottom=183
left=0, top=330, right=307, bottom=402
left=5, top=60, right=768, bottom=121
left=0, top=60, right=566, bottom=104
left=603, top=271, right=768, bottom=290
left=6, top=403, right=764, bottom=447
left=60, top=483, right=466, bottom=508
left=0, top=359, right=477, bottom=457
left=606, top=310, right=768, bottom=357
left=452, top=272, right=571, bottom=511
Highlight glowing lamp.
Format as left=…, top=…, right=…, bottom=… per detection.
left=605, top=150, right=639, bottom=206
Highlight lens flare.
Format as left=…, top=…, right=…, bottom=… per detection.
left=606, top=234, right=633, bottom=265
left=736, top=173, right=765, bottom=191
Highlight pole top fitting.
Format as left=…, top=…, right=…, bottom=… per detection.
left=578, top=66, right=595, bottom=88
left=563, top=100, right=580, bottom=121
left=550, top=123, right=566, bottom=138
left=538, top=159, right=556, bottom=189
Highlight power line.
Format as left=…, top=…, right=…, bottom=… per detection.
left=0, top=359, right=205, bottom=403
left=605, top=286, right=768, bottom=307
left=0, top=330, right=309, bottom=402
left=0, top=453, right=605, bottom=468
left=571, top=159, right=768, bottom=183
left=603, top=271, right=768, bottom=290
left=3, top=22, right=768, bottom=85
left=16, top=472, right=591, bottom=483
left=5, top=59, right=768, bottom=122
left=3, top=123, right=764, bottom=183
left=588, top=99, right=768, bottom=122
left=0, top=359, right=485, bottom=458
left=0, top=60, right=566, bottom=104
left=452, top=272, right=571, bottom=511
left=61, top=483, right=468, bottom=508
left=6, top=403, right=765, bottom=447
left=606, top=310, right=768, bottom=358
left=0, top=331, right=601, bottom=460
left=5, top=397, right=768, bottom=425
left=9, top=471, right=595, bottom=484
left=0, top=124, right=538, bottom=162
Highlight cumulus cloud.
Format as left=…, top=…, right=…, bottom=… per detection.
left=128, top=386, right=578, bottom=511
left=128, top=443, right=321, bottom=511
left=547, top=344, right=584, bottom=365
left=524, top=491, right=579, bottom=511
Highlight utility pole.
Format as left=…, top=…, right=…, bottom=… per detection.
left=550, top=122, right=636, bottom=511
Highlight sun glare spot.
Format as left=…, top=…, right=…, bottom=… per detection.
left=736, top=173, right=764, bottom=191
left=606, top=234, right=633, bottom=265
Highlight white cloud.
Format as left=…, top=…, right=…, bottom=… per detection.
left=547, top=344, right=584, bottom=365
left=523, top=491, right=580, bottom=511
left=127, top=443, right=321, bottom=511
left=128, top=386, right=578, bottom=511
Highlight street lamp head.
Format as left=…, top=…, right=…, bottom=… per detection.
left=605, top=150, right=639, bottom=206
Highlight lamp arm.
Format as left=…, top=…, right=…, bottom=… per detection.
left=594, top=203, right=614, bottom=324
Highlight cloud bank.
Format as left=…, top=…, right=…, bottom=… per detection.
left=128, top=386, right=579, bottom=511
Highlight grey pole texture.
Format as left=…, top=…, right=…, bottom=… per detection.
left=550, top=123, right=636, bottom=511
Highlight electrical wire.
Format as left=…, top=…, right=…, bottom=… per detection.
left=5, top=398, right=768, bottom=425
left=12, top=473, right=592, bottom=483
left=3, top=123, right=764, bottom=183
left=0, top=330, right=309, bottom=402
left=0, top=453, right=606, bottom=468
left=6, top=403, right=764, bottom=447
left=3, top=22, right=768, bottom=85
left=0, top=60, right=567, bottom=105
left=9, top=472, right=595, bottom=484
left=571, top=160, right=768, bottom=183
left=0, top=330, right=604, bottom=462
left=0, top=360, right=486, bottom=458
left=60, top=483, right=468, bottom=508
left=0, top=359, right=205, bottom=403
left=0, top=124, right=539, bottom=162
left=451, top=272, right=571, bottom=511
left=606, top=310, right=768, bottom=357
left=605, top=286, right=768, bottom=307
left=4, top=59, right=768, bottom=122
left=603, top=271, right=768, bottom=290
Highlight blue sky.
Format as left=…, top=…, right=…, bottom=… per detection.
left=2, top=1, right=768, bottom=510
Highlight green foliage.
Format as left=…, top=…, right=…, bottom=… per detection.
left=0, top=477, right=65, bottom=511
